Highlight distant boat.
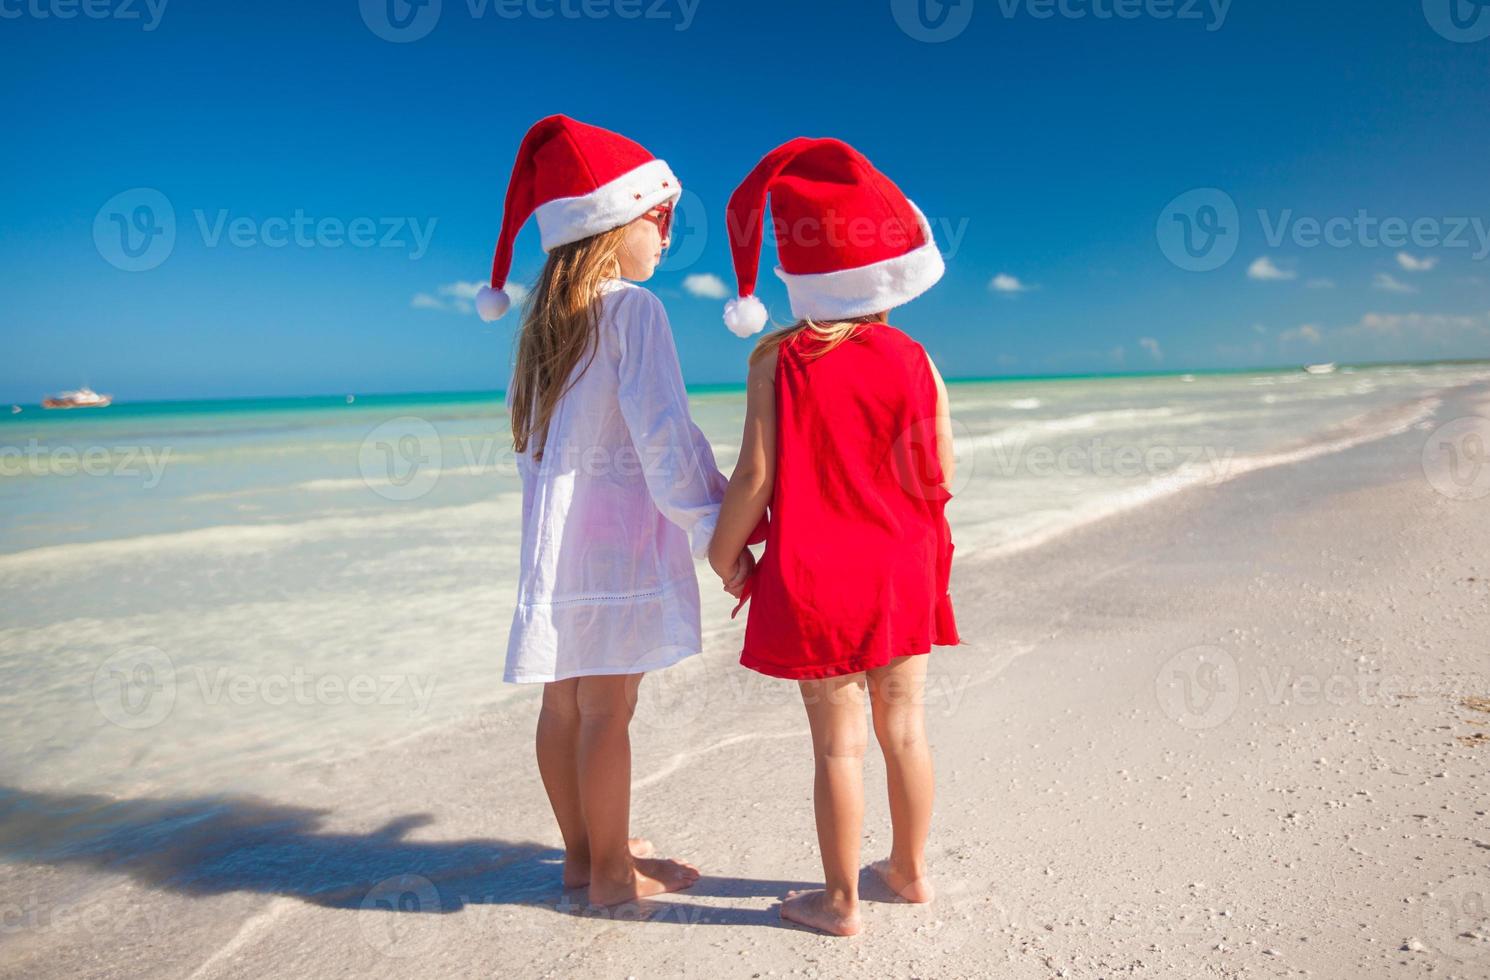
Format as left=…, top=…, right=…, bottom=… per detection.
left=1304, top=363, right=1337, bottom=376
left=9, top=405, right=20, bottom=415
left=345, top=394, right=356, bottom=404
left=42, top=387, right=112, bottom=410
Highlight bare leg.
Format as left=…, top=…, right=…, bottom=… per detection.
left=867, top=655, right=935, bottom=903
left=536, top=679, right=591, bottom=887
left=780, top=673, right=866, bottom=937
left=577, top=673, right=699, bottom=907
left=536, top=680, right=655, bottom=887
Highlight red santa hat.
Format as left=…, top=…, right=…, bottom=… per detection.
left=722, top=137, right=944, bottom=338
left=476, top=115, right=681, bottom=322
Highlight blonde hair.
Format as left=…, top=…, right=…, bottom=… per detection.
left=509, top=225, right=630, bottom=456
left=748, top=311, right=888, bottom=366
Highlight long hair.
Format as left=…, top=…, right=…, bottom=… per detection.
left=747, top=310, right=888, bottom=367
left=509, top=225, right=629, bottom=456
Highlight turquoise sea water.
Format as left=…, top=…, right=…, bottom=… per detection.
left=2, top=362, right=1488, bottom=801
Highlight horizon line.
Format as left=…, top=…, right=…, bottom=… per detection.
left=5, top=356, right=1487, bottom=410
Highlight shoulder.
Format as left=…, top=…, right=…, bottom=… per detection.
left=600, top=279, right=666, bottom=320
left=870, top=323, right=922, bottom=353
left=871, top=324, right=942, bottom=394
left=747, top=347, right=778, bottom=385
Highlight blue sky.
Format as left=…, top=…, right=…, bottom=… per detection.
left=3, top=0, right=1488, bottom=402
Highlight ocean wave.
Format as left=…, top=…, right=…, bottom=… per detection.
left=961, top=395, right=1443, bottom=560
left=0, top=496, right=521, bottom=574
left=955, top=406, right=1181, bottom=453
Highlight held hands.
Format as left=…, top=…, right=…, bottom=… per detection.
left=713, top=547, right=756, bottom=600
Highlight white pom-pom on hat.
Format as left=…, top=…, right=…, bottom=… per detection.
left=476, top=285, right=511, bottom=322
left=723, top=295, right=768, bottom=338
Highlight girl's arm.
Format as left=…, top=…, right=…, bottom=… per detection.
left=707, top=349, right=777, bottom=581
left=615, top=289, right=730, bottom=559
left=927, top=351, right=955, bottom=490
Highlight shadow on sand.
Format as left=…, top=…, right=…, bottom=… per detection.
left=0, top=785, right=812, bottom=928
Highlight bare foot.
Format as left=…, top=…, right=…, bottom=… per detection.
left=779, top=889, right=862, bottom=936
left=586, top=856, right=700, bottom=908
left=561, top=838, right=656, bottom=889
left=870, top=859, right=935, bottom=903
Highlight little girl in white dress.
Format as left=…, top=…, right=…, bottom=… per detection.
left=475, top=115, right=752, bottom=906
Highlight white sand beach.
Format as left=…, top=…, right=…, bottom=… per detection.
left=1, top=376, right=1488, bottom=979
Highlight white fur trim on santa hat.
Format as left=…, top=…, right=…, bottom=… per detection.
left=773, top=202, right=946, bottom=322
left=723, top=295, right=768, bottom=338
left=534, top=158, right=681, bottom=252
left=476, top=285, right=511, bottom=322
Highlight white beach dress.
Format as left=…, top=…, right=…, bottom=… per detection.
left=504, top=279, right=728, bottom=683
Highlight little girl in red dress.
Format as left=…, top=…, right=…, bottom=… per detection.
left=708, top=138, right=960, bottom=936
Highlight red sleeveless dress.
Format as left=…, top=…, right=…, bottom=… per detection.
left=739, top=323, right=960, bottom=680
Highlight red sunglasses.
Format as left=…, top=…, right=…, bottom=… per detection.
left=640, top=202, right=674, bottom=243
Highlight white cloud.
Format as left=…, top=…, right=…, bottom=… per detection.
left=1247, top=256, right=1297, bottom=282
left=989, top=273, right=1034, bottom=294
left=682, top=273, right=730, bottom=300
left=1396, top=252, right=1439, bottom=273
left=1340, top=311, right=1488, bottom=340
left=1279, top=324, right=1323, bottom=345
left=1273, top=310, right=1490, bottom=362
left=1372, top=272, right=1418, bottom=294
left=1305, top=278, right=1336, bottom=289
left=412, top=280, right=528, bottom=315
left=1138, top=337, right=1163, bottom=361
